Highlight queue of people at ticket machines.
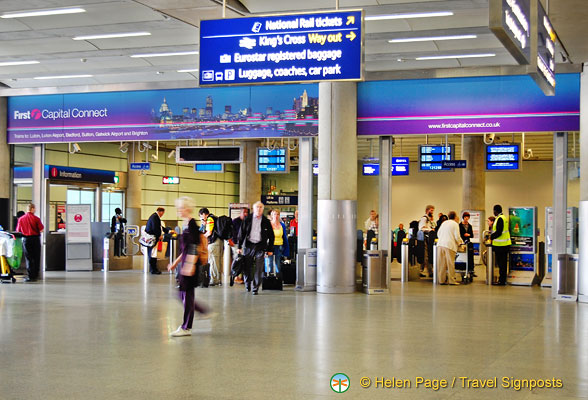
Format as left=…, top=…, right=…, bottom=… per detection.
left=365, top=204, right=506, bottom=285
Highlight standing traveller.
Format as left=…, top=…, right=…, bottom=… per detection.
left=199, top=208, right=223, bottom=286
left=145, top=207, right=165, bottom=275
left=16, top=203, right=44, bottom=282
left=237, top=201, right=274, bottom=295
left=364, top=209, right=379, bottom=249
left=459, top=212, right=476, bottom=277
left=436, top=211, right=462, bottom=285
left=418, top=205, right=436, bottom=277
left=265, top=209, right=289, bottom=280
left=490, top=204, right=511, bottom=285
left=110, top=207, right=127, bottom=257
left=231, top=208, right=249, bottom=284
left=168, top=197, right=212, bottom=337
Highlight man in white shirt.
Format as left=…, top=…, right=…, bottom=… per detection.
left=436, top=211, right=462, bottom=285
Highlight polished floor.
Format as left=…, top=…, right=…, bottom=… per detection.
left=1, top=269, right=587, bottom=400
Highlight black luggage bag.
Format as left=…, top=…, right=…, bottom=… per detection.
left=262, top=273, right=283, bottom=291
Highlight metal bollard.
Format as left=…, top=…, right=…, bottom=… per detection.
left=143, top=246, right=150, bottom=274
left=432, top=240, right=438, bottom=285
left=102, top=237, right=109, bottom=272
left=401, top=239, right=409, bottom=282
left=223, top=240, right=231, bottom=285
left=486, top=241, right=494, bottom=285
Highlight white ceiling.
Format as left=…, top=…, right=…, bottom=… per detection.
left=0, top=0, right=583, bottom=92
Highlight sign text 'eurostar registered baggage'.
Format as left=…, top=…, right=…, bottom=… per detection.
left=199, top=10, right=363, bottom=85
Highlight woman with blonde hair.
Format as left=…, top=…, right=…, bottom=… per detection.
left=167, top=196, right=212, bottom=337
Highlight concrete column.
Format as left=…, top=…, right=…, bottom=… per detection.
left=461, top=135, right=486, bottom=211
left=578, top=66, right=588, bottom=302
left=239, top=140, right=262, bottom=206
left=298, top=137, right=314, bottom=250
left=126, top=170, right=143, bottom=227
left=317, top=81, right=357, bottom=294
left=379, top=136, right=392, bottom=260
left=552, top=132, right=567, bottom=299
left=32, top=145, right=46, bottom=279
left=0, top=98, right=10, bottom=229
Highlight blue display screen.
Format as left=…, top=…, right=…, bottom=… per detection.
left=362, top=163, right=379, bottom=176
left=392, top=157, right=409, bottom=176
left=419, top=145, right=454, bottom=171
left=194, top=163, right=224, bottom=172
left=199, top=10, right=362, bottom=85
left=486, top=144, right=520, bottom=170
left=257, top=148, right=288, bottom=172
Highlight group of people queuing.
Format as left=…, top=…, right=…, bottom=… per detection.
left=412, top=203, right=510, bottom=286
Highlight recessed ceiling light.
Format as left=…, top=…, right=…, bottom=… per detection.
left=34, top=74, right=93, bottom=80
left=365, top=11, right=454, bottom=21
left=0, top=60, right=40, bottom=66
left=415, top=53, right=496, bottom=60
left=389, top=35, right=477, bottom=43
left=130, top=51, right=199, bottom=58
left=1, top=7, right=86, bottom=19
left=73, top=32, right=151, bottom=40
left=177, top=69, right=199, bottom=73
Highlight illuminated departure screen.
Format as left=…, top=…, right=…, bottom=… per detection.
left=419, top=145, right=454, bottom=171
left=486, top=144, right=520, bottom=170
left=194, top=163, right=224, bottom=173
left=257, top=148, right=289, bottom=173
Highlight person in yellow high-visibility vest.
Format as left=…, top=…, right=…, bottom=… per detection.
left=490, top=204, right=511, bottom=285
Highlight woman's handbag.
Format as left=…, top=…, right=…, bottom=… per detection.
left=180, top=254, right=197, bottom=277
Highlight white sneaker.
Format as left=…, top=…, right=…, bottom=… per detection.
left=170, top=326, right=192, bottom=337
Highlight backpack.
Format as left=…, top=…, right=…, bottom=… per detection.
left=215, top=215, right=234, bottom=240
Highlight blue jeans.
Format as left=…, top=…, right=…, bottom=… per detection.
left=265, top=245, right=283, bottom=275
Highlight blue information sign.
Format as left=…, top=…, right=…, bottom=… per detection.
left=257, top=148, right=289, bottom=173
left=362, top=163, right=379, bottom=176
left=194, top=163, right=224, bottom=173
left=130, top=162, right=150, bottom=171
left=419, top=145, right=454, bottom=171
left=486, top=144, right=520, bottom=170
left=199, top=10, right=363, bottom=85
left=392, top=157, right=409, bottom=176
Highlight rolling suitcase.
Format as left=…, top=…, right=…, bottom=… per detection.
left=262, top=273, right=283, bottom=291
left=281, top=259, right=296, bottom=285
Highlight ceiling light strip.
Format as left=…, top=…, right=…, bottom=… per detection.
left=1, top=7, right=86, bottom=18
left=34, top=74, right=93, bottom=80
left=0, top=60, right=40, bottom=66
left=177, top=69, right=199, bottom=73
left=416, top=53, right=496, bottom=60
left=130, top=51, right=199, bottom=58
left=365, top=11, right=453, bottom=21
left=389, top=35, right=477, bottom=43
left=73, top=32, right=151, bottom=40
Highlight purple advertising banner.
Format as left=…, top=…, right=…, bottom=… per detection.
left=7, top=84, right=318, bottom=144
left=357, top=73, right=579, bottom=135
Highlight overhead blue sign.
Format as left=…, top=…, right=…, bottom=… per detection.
left=392, top=157, right=409, bottom=176
left=199, top=10, right=363, bottom=85
left=47, top=165, right=115, bottom=183
left=257, top=148, right=289, bottom=173
left=129, top=162, right=150, bottom=171
left=194, top=163, right=224, bottom=173
left=362, top=163, right=379, bottom=176
left=261, top=195, right=298, bottom=206
left=419, top=145, right=454, bottom=171
left=487, top=144, right=520, bottom=170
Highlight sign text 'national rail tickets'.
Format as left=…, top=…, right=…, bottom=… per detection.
left=199, top=10, right=363, bottom=85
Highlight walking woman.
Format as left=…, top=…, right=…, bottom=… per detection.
left=167, top=197, right=212, bottom=337
left=265, top=209, right=289, bottom=280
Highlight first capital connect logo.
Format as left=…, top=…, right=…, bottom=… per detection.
left=330, top=373, right=350, bottom=393
left=13, top=107, right=109, bottom=121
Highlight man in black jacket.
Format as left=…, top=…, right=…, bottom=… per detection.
left=111, top=207, right=127, bottom=257
left=237, top=201, right=274, bottom=295
left=145, top=207, right=165, bottom=274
